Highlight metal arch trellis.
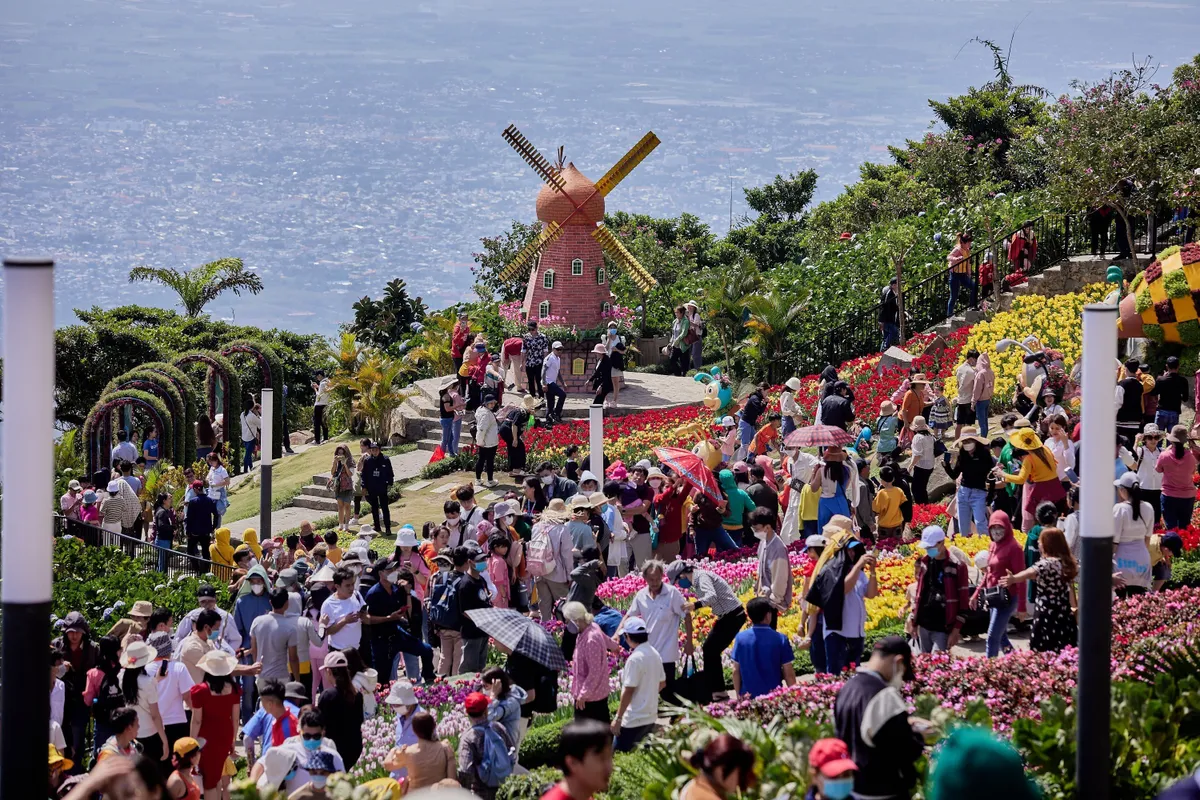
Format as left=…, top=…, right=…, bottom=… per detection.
left=82, top=393, right=172, bottom=476
left=220, top=340, right=285, bottom=460
left=174, top=351, right=242, bottom=470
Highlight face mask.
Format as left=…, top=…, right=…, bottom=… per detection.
left=923, top=547, right=939, bottom=558
left=502, top=515, right=514, bottom=527
left=473, top=559, right=487, bottom=570
left=752, top=527, right=769, bottom=540
left=311, top=776, right=328, bottom=789
left=649, top=480, right=663, bottom=490
left=676, top=577, right=692, bottom=589
left=251, top=584, right=265, bottom=595
left=55, top=664, right=68, bottom=679
left=446, top=518, right=460, bottom=527
left=302, top=737, right=322, bottom=751
left=207, top=629, right=220, bottom=641
left=541, top=476, right=554, bottom=485
left=963, top=442, right=976, bottom=453
left=823, top=777, right=854, bottom=800
left=386, top=571, right=400, bottom=584
left=989, top=527, right=1005, bottom=541
left=285, top=769, right=297, bottom=781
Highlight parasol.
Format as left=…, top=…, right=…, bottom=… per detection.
left=652, top=446, right=723, bottom=503
left=463, top=608, right=567, bottom=671
left=784, top=424, right=855, bottom=449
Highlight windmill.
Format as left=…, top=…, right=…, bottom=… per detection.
left=499, top=125, right=660, bottom=329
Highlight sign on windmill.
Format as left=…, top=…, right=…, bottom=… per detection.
left=499, top=125, right=660, bottom=330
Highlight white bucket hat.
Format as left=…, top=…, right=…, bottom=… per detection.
left=256, top=747, right=299, bottom=793
left=385, top=681, right=418, bottom=707
left=195, top=649, right=237, bottom=677
left=394, top=526, right=419, bottom=548
left=118, top=640, right=155, bottom=670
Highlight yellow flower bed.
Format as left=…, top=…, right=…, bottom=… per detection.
left=946, top=284, right=1111, bottom=403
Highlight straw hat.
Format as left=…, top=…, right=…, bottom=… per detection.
left=256, top=748, right=299, bottom=793
left=822, top=515, right=854, bottom=538
left=541, top=497, right=572, bottom=521
left=588, top=491, right=608, bottom=507
left=118, top=640, right=155, bottom=670
left=357, top=524, right=379, bottom=539
left=955, top=428, right=989, bottom=446
left=521, top=394, right=537, bottom=412
left=909, top=373, right=929, bottom=386
left=1142, top=423, right=1163, bottom=437
left=785, top=377, right=802, bottom=392
left=130, top=600, right=154, bottom=619
left=195, top=649, right=237, bottom=677
left=309, top=563, right=336, bottom=583
left=1012, top=416, right=1032, bottom=429
left=1167, top=424, right=1190, bottom=444
left=910, top=415, right=930, bottom=433
left=569, top=494, right=593, bottom=511
left=879, top=400, right=897, bottom=416
left=1008, top=428, right=1043, bottom=451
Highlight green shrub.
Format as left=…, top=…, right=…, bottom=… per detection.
left=1177, top=319, right=1200, bottom=347
left=519, top=717, right=569, bottom=769
left=498, top=768, right=562, bottom=800
left=419, top=452, right=475, bottom=479
left=1143, top=323, right=1164, bottom=342
left=1169, top=559, right=1200, bottom=587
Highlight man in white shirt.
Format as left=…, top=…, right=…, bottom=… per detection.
left=319, top=566, right=366, bottom=651
left=174, top=584, right=241, bottom=655
left=253, top=708, right=345, bottom=794
left=623, top=560, right=691, bottom=706
left=954, top=350, right=978, bottom=440
left=611, top=616, right=665, bottom=751
left=543, top=341, right=567, bottom=424
left=311, top=371, right=331, bottom=445
left=111, top=429, right=138, bottom=467
left=241, top=403, right=262, bottom=475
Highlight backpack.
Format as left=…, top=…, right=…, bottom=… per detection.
left=473, top=723, right=515, bottom=788
left=428, top=572, right=462, bottom=630
left=93, top=668, right=125, bottom=725
left=525, top=524, right=557, bottom=578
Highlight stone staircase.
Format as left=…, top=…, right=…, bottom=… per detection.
left=292, top=471, right=340, bottom=513
left=926, top=254, right=1150, bottom=338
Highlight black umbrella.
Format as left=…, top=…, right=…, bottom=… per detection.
left=464, top=608, right=568, bottom=671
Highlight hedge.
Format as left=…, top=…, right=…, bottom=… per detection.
left=105, top=363, right=196, bottom=466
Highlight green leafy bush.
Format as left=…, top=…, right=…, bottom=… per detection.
left=497, top=768, right=562, bottom=800
left=53, top=537, right=233, bottom=630
left=1164, top=268, right=1192, bottom=299
left=518, top=717, right=569, bottom=769
left=418, top=452, right=476, bottom=479
left=1169, top=560, right=1200, bottom=587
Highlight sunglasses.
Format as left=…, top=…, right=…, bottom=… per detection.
left=301, top=732, right=323, bottom=741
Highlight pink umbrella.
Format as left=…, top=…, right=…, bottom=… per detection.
left=784, top=424, right=855, bottom=449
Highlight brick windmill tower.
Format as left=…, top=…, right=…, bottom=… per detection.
left=499, top=126, right=660, bottom=330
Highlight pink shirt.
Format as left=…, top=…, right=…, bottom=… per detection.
left=1156, top=448, right=1198, bottom=498
left=488, top=554, right=510, bottom=609
left=397, top=551, right=431, bottom=601
left=570, top=622, right=610, bottom=703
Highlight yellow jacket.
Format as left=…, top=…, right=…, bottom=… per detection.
left=241, top=528, right=263, bottom=561
left=1004, top=448, right=1058, bottom=485
left=209, top=527, right=235, bottom=567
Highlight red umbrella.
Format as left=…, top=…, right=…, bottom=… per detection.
left=784, top=424, right=855, bottom=449
left=653, top=446, right=723, bottom=503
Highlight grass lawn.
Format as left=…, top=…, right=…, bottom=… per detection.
left=223, top=436, right=353, bottom=523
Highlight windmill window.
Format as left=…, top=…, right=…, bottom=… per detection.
left=597, top=267, right=606, bottom=284
left=601, top=302, right=611, bottom=314
left=542, top=269, right=555, bottom=290
left=538, top=301, right=551, bottom=319
left=571, top=258, right=584, bottom=276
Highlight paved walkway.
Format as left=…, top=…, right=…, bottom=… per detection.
left=224, top=448, right=431, bottom=534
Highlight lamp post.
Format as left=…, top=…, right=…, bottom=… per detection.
left=588, top=404, right=604, bottom=482
left=1, top=257, right=55, bottom=798
left=259, top=389, right=273, bottom=542
left=1077, top=303, right=1117, bottom=800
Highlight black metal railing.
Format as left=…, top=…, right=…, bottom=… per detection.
left=788, top=212, right=1157, bottom=375
left=58, top=517, right=223, bottom=582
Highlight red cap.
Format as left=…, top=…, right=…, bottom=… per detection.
left=190, top=480, right=204, bottom=491
left=464, top=691, right=489, bottom=716
left=839, top=232, right=853, bottom=241
left=809, top=738, right=858, bottom=778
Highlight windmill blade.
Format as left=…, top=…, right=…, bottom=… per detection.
left=593, top=224, right=657, bottom=293
left=502, top=125, right=566, bottom=192
left=594, top=131, right=660, bottom=197
left=498, top=222, right=564, bottom=282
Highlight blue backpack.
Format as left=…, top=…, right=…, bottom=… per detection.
left=428, top=572, right=462, bottom=630
left=474, top=723, right=515, bottom=787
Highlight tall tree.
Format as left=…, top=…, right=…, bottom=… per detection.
left=743, top=171, right=819, bottom=222
left=350, top=278, right=427, bottom=353
left=471, top=220, right=542, bottom=302
left=743, top=289, right=809, bottom=382
left=128, top=257, right=263, bottom=318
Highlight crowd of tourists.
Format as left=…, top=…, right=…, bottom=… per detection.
left=50, top=333, right=1200, bottom=799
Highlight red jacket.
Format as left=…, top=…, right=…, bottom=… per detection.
left=654, top=485, right=689, bottom=544
left=451, top=322, right=470, bottom=358
left=972, top=510, right=1028, bottom=613
left=911, top=554, right=970, bottom=632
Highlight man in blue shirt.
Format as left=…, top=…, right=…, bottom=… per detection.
left=364, top=557, right=408, bottom=681
left=730, top=597, right=796, bottom=698
left=241, top=678, right=301, bottom=768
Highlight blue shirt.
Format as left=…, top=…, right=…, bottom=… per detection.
left=825, top=572, right=868, bottom=640
left=731, top=624, right=794, bottom=698
left=143, top=438, right=159, bottom=461
left=241, top=701, right=300, bottom=758
left=594, top=606, right=622, bottom=637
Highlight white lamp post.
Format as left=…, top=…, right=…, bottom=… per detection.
left=1, top=257, right=55, bottom=796
left=259, top=388, right=273, bottom=541
left=588, top=404, right=604, bottom=481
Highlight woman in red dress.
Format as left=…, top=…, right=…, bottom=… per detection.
left=188, top=650, right=241, bottom=800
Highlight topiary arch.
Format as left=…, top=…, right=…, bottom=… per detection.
left=104, top=363, right=197, bottom=467
left=221, top=339, right=284, bottom=460
left=175, top=351, right=242, bottom=471
left=83, top=389, right=174, bottom=476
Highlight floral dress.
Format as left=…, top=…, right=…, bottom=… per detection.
left=1030, top=557, right=1077, bottom=653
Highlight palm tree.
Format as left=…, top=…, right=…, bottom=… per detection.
left=322, top=332, right=365, bottom=433
left=743, top=289, right=808, bottom=383
left=403, top=311, right=456, bottom=377
left=128, top=258, right=264, bottom=318
left=334, top=351, right=414, bottom=443
left=700, top=259, right=762, bottom=378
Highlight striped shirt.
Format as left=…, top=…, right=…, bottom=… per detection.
left=948, top=244, right=971, bottom=274
left=692, top=569, right=743, bottom=618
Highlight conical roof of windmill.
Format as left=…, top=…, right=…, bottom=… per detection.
left=536, top=163, right=605, bottom=225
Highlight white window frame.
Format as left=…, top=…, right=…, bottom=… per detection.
left=601, top=302, right=611, bottom=314
left=571, top=258, right=584, bottom=276
left=542, top=269, right=555, bottom=290
left=538, top=300, right=551, bottom=319
left=597, top=267, right=606, bottom=284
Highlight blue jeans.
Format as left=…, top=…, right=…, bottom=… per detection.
left=975, top=400, right=990, bottom=437
left=737, top=419, right=756, bottom=461
left=948, top=272, right=976, bottom=316
left=781, top=416, right=796, bottom=439
left=824, top=632, right=864, bottom=675
left=1156, top=410, right=1181, bottom=431
left=694, top=526, right=738, bottom=556
left=242, top=437, right=257, bottom=473
left=439, top=418, right=456, bottom=455
left=809, top=614, right=827, bottom=674
left=881, top=322, right=900, bottom=352
left=1162, top=495, right=1195, bottom=530
left=156, top=538, right=173, bottom=573
left=956, top=486, right=989, bottom=537
left=986, top=594, right=1018, bottom=657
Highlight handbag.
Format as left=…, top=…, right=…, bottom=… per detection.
left=982, top=585, right=1011, bottom=610
left=673, top=655, right=708, bottom=705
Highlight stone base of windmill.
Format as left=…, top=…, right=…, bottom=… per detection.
left=554, top=341, right=625, bottom=395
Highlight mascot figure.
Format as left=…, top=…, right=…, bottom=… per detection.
left=694, top=368, right=733, bottom=415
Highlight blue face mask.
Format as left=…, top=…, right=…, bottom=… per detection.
left=923, top=547, right=939, bottom=558
left=676, top=577, right=692, bottom=589
left=311, top=775, right=328, bottom=789
left=823, top=777, right=854, bottom=800
left=302, top=737, right=322, bottom=751
left=207, top=629, right=220, bottom=642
